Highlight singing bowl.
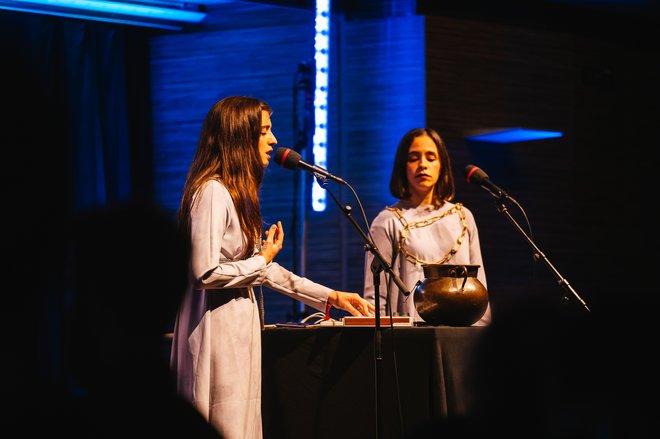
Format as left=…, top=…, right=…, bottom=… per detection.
left=413, top=264, right=489, bottom=326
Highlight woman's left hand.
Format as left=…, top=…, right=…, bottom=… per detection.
left=328, top=291, right=375, bottom=316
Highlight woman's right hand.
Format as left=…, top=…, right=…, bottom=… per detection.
left=259, top=221, right=284, bottom=263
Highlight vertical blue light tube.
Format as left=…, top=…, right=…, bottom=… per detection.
left=312, top=0, right=330, bottom=212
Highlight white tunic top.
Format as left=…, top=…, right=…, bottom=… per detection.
left=170, top=180, right=333, bottom=439
left=364, top=201, right=492, bottom=326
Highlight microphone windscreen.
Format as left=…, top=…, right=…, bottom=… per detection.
left=464, top=164, right=489, bottom=185
left=273, top=147, right=301, bottom=170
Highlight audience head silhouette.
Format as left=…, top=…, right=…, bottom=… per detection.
left=65, top=201, right=222, bottom=438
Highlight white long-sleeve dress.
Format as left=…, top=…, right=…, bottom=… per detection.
left=363, top=201, right=492, bottom=326
left=170, top=179, right=333, bottom=439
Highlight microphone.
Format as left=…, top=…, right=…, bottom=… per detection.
left=464, top=164, right=511, bottom=200
left=273, top=147, right=347, bottom=185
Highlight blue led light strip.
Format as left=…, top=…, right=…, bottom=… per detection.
left=312, top=0, right=330, bottom=212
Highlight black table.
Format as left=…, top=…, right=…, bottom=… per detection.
left=262, top=325, right=485, bottom=439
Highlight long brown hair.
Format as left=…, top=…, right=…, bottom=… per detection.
left=389, top=127, right=455, bottom=205
left=178, top=96, right=271, bottom=255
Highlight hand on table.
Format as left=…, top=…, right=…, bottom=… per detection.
left=328, top=291, right=375, bottom=316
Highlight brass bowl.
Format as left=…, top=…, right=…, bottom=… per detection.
left=413, top=264, right=489, bottom=326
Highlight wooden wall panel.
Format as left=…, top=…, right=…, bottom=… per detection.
left=149, top=1, right=658, bottom=322
left=425, top=14, right=658, bottom=314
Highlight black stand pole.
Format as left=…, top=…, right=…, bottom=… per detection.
left=494, top=198, right=590, bottom=313
left=290, top=60, right=314, bottom=321
left=371, top=257, right=383, bottom=439
left=317, top=176, right=408, bottom=438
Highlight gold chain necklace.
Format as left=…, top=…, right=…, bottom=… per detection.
left=386, top=203, right=468, bottom=265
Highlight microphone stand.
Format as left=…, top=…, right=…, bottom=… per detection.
left=315, top=175, right=409, bottom=438
left=493, top=195, right=590, bottom=313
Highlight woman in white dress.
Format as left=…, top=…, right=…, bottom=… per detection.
left=363, top=127, right=491, bottom=326
left=170, top=96, right=374, bottom=439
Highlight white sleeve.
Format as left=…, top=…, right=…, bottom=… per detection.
left=190, top=181, right=268, bottom=289
left=260, top=262, right=332, bottom=312
left=191, top=181, right=332, bottom=311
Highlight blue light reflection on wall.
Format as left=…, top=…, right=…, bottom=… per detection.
left=465, top=128, right=563, bottom=143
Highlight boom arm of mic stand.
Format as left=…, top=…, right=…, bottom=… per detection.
left=494, top=198, right=591, bottom=313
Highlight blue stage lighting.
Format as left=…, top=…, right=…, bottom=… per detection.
left=312, top=0, right=330, bottom=212
left=0, top=0, right=207, bottom=30
left=465, top=128, right=563, bottom=143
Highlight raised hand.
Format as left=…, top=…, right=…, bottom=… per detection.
left=259, top=221, right=284, bottom=263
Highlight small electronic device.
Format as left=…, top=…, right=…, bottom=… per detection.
left=342, top=316, right=413, bottom=327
